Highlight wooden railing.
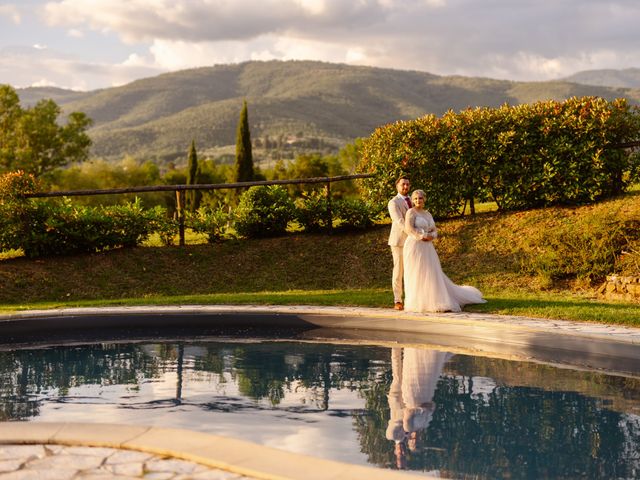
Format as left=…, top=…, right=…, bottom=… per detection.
left=25, top=173, right=374, bottom=246
left=606, top=140, right=640, bottom=149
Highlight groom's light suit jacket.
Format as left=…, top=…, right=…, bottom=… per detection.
left=388, top=194, right=410, bottom=247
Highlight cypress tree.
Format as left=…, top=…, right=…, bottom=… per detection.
left=234, top=100, right=254, bottom=183
left=186, top=139, right=201, bottom=212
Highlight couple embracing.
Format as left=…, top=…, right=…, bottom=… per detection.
left=388, top=176, right=485, bottom=313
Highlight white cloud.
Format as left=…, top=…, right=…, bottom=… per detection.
left=149, top=39, right=219, bottom=70
left=122, top=52, right=154, bottom=68
left=43, top=0, right=390, bottom=43
left=294, top=0, right=327, bottom=15
left=2, top=0, right=637, bottom=91
left=0, top=46, right=165, bottom=91
left=67, top=28, right=84, bottom=38
left=40, top=0, right=640, bottom=82
left=345, top=47, right=367, bottom=63
left=148, top=34, right=382, bottom=72
left=31, top=78, right=58, bottom=87
left=0, top=4, right=21, bottom=24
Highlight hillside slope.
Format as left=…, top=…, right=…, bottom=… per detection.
left=1, top=190, right=637, bottom=307
left=562, top=68, right=640, bottom=88
left=16, top=61, right=640, bottom=164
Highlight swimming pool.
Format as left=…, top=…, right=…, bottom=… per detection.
left=3, top=335, right=639, bottom=479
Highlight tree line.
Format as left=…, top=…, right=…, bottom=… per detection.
left=0, top=85, right=361, bottom=208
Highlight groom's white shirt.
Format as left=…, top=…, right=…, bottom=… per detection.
left=388, top=193, right=410, bottom=246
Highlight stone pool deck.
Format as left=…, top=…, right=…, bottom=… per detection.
left=0, top=441, right=254, bottom=479
left=1, top=305, right=639, bottom=479
left=0, top=423, right=421, bottom=480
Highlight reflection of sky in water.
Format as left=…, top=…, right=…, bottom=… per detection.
left=31, top=351, right=370, bottom=465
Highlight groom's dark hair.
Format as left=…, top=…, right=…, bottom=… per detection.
left=396, top=175, right=410, bottom=185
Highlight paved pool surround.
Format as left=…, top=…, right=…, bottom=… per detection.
left=0, top=423, right=421, bottom=480
left=1, top=305, right=640, bottom=479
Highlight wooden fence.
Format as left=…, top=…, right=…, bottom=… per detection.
left=25, top=174, right=374, bottom=246
left=20, top=140, right=639, bottom=246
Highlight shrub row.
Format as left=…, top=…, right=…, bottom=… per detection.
left=0, top=198, right=170, bottom=258
left=359, top=96, right=640, bottom=217
left=191, top=186, right=381, bottom=243
left=1, top=173, right=380, bottom=256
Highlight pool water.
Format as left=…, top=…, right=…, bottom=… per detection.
left=1, top=339, right=639, bottom=479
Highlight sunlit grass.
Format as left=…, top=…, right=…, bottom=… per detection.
left=0, top=289, right=389, bottom=313
left=1, top=288, right=638, bottom=327
left=466, top=289, right=640, bottom=326
left=0, top=249, right=22, bottom=261
left=461, top=200, right=498, bottom=215
left=142, top=229, right=209, bottom=247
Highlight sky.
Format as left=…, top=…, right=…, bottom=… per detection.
left=1, top=0, right=639, bottom=92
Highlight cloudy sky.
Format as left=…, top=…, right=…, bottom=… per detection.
left=1, top=0, right=639, bottom=92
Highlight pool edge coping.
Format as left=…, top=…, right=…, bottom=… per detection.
left=1, top=304, right=639, bottom=345
left=3, top=305, right=640, bottom=378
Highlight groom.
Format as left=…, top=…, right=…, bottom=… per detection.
left=388, top=176, right=411, bottom=310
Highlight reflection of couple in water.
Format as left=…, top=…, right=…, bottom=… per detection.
left=386, top=347, right=452, bottom=469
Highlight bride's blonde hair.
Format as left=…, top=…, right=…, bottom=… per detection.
left=411, top=189, right=426, bottom=201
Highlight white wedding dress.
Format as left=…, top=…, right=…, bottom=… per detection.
left=401, top=348, right=452, bottom=433
left=403, top=209, right=485, bottom=313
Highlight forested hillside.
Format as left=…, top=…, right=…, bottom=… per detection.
left=16, top=60, right=640, bottom=165
left=562, top=68, right=640, bottom=88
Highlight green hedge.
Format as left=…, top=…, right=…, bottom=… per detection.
left=359, top=96, right=640, bottom=217
left=0, top=197, right=168, bottom=258
left=0, top=173, right=385, bottom=255
left=294, top=191, right=382, bottom=232
left=234, top=185, right=296, bottom=238
left=0, top=171, right=169, bottom=257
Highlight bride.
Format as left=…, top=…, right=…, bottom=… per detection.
left=403, top=189, right=486, bottom=313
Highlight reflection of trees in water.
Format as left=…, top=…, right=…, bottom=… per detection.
left=223, top=343, right=386, bottom=408
left=447, top=355, right=640, bottom=414
left=0, top=341, right=388, bottom=420
left=354, top=359, right=640, bottom=479
left=0, top=344, right=163, bottom=420
left=353, top=369, right=395, bottom=468
left=429, top=378, right=640, bottom=479
left=0, top=353, right=39, bottom=420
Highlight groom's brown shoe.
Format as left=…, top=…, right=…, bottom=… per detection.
left=394, top=302, right=404, bottom=311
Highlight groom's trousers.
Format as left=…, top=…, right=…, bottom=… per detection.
left=391, top=246, right=404, bottom=304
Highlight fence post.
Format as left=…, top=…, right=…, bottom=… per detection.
left=326, top=180, right=332, bottom=232
left=175, top=189, right=185, bottom=246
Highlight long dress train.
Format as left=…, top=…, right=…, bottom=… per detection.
left=403, top=208, right=485, bottom=313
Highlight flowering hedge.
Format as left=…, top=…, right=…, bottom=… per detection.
left=358, top=97, right=640, bottom=217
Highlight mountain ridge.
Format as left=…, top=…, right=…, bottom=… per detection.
left=15, top=61, right=640, bottom=165
left=562, top=68, right=640, bottom=88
